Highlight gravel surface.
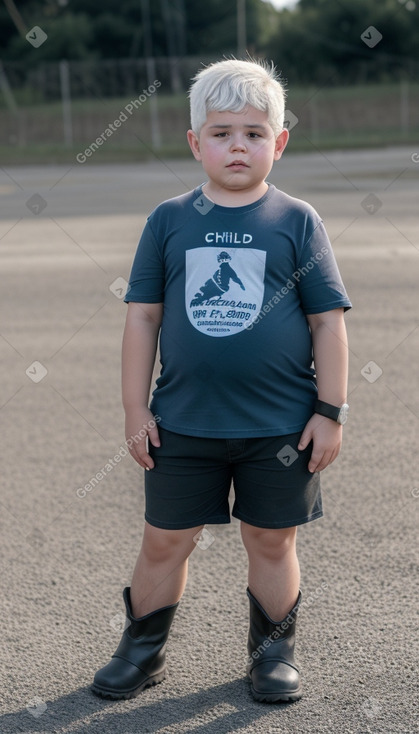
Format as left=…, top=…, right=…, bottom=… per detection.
left=0, top=149, right=418, bottom=733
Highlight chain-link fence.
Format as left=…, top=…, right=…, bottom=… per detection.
left=0, top=56, right=418, bottom=153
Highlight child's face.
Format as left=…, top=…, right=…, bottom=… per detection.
left=187, top=106, right=288, bottom=195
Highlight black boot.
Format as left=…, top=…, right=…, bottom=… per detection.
left=91, top=587, right=179, bottom=700
left=246, top=588, right=302, bottom=703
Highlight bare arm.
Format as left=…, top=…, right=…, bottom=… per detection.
left=298, top=308, right=349, bottom=472
left=122, top=301, right=163, bottom=469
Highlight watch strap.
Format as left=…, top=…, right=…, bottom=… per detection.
left=314, top=399, right=340, bottom=422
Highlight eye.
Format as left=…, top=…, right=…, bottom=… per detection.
left=215, top=132, right=228, bottom=138
left=248, top=132, right=261, bottom=138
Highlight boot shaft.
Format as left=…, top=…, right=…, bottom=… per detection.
left=91, top=586, right=179, bottom=699
left=247, top=589, right=301, bottom=669
left=117, top=587, right=179, bottom=673
left=123, top=587, right=179, bottom=638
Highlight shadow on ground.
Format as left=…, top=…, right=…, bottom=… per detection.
left=0, top=678, right=295, bottom=733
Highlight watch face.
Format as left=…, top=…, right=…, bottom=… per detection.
left=338, top=404, right=349, bottom=425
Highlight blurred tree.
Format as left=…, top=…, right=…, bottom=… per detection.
left=266, top=0, right=419, bottom=84
left=5, top=11, right=94, bottom=61
left=184, top=0, right=262, bottom=56
left=1, top=0, right=417, bottom=84
left=1, top=0, right=273, bottom=60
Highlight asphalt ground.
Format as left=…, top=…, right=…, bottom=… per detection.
left=0, top=148, right=418, bottom=733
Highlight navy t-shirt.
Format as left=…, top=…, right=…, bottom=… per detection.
left=125, top=184, right=352, bottom=437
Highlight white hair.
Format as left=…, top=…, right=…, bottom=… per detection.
left=189, top=58, right=286, bottom=137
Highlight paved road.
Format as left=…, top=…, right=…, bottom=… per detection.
left=0, top=149, right=418, bottom=733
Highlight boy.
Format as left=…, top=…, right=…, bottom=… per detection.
left=92, top=58, right=351, bottom=703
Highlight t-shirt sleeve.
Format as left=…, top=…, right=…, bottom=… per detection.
left=296, top=219, right=352, bottom=314
left=124, top=220, right=164, bottom=303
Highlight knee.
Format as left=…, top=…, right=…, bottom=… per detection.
left=241, top=524, right=297, bottom=561
left=142, top=524, right=202, bottom=563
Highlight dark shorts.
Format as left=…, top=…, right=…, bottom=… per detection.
left=144, top=428, right=322, bottom=530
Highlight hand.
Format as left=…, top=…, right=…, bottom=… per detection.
left=125, top=408, right=161, bottom=471
left=298, top=413, right=342, bottom=473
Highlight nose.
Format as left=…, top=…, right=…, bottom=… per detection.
left=230, top=134, right=247, bottom=152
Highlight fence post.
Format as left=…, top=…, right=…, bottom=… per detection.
left=168, top=57, right=182, bottom=94
left=146, top=57, right=161, bottom=150
left=400, top=80, right=409, bottom=136
left=59, top=59, right=73, bottom=147
left=0, top=60, right=25, bottom=145
left=308, top=88, right=319, bottom=144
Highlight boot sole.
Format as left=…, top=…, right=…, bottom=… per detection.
left=249, top=678, right=302, bottom=704
left=90, top=671, right=165, bottom=700
left=250, top=686, right=302, bottom=703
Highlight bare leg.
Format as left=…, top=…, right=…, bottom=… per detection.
left=240, top=522, right=300, bottom=620
left=130, top=521, right=204, bottom=617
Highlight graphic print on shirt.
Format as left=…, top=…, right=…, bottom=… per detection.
left=185, top=246, right=266, bottom=337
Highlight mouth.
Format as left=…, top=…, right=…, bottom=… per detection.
left=227, top=160, right=249, bottom=168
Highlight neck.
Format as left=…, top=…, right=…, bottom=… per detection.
left=202, top=181, right=269, bottom=207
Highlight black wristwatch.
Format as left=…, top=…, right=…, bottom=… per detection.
left=314, top=400, right=349, bottom=425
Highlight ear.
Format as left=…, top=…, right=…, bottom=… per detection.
left=273, top=128, right=289, bottom=161
left=187, top=129, right=202, bottom=161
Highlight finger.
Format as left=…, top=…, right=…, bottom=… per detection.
left=308, top=448, right=326, bottom=473
left=326, top=445, right=340, bottom=468
left=129, top=440, right=155, bottom=470
left=148, top=424, right=161, bottom=448
left=138, top=449, right=155, bottom=471
left=298, top=430, right=311, bottom=451
left=320, top=445, right=341, bottom=471
left=312, top=449, right=334, bottom=473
